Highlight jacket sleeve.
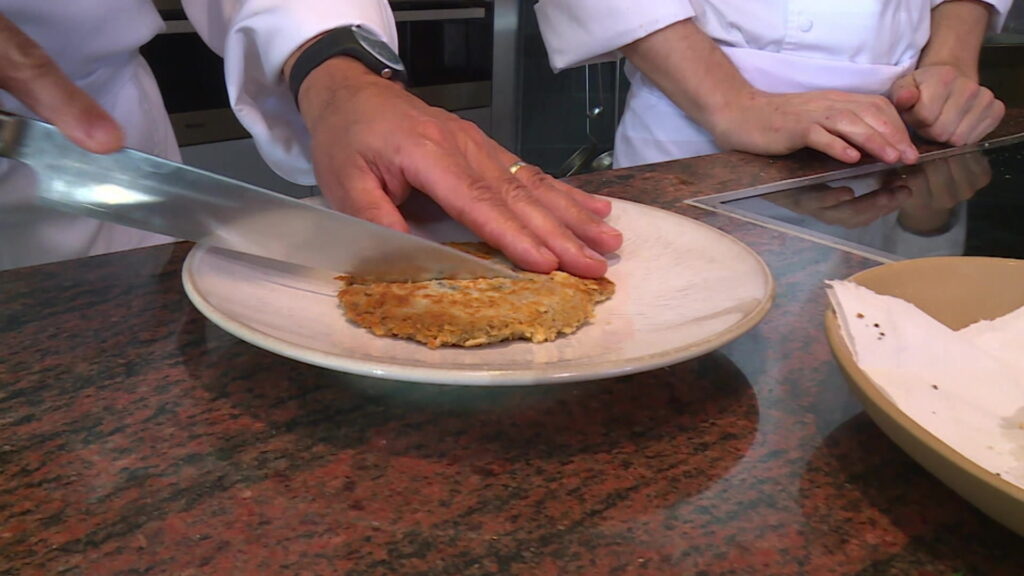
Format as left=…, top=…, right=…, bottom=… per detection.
left=931, top=0, right=1014, bottom=32
left=534, top=0, right=696, bottom=72
left=182, top=0, right=397, bottom=185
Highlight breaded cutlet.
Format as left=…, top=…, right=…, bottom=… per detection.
left=335, top=242, right=614, bottom=348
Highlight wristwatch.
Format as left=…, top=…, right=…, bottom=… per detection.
left=288, top=25, right=407, bottom=103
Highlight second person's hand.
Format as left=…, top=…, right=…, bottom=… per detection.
left=890, top=65, right=1005, bottom=147
left=619, top=19, right=919, bottom=168
left=709, top=89, right=920, bottom=166
left=0, top=14, right=123, bottom=153
left=291, top=56, right=622, bottom=279
left=889, top=0, right=1006, bottom=149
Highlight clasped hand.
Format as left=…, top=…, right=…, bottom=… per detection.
left=709, top=65, right=1004, bottom=167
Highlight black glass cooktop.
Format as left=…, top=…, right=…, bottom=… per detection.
left=694, top=136, right=1024, bottom=262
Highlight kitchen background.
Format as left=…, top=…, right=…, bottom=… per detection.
left=145, top=1, right=1024, bottom=198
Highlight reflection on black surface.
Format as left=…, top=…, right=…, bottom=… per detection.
left=724, top=141, right=1024, bottom=260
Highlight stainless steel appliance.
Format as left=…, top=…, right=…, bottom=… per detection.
left=395, top=1, right=493, bottom=122
left=143, top=1, right=244, bottom=147
left=145, top=0, right=498, bottom=147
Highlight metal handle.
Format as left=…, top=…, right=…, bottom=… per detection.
left=393, top=8, right=486, bottom=22
left=0, top=112, right=25, bottom=158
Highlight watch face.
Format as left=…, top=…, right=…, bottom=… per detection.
left=352, top=26, right=405, bottom=72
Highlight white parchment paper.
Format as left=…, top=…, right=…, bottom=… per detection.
left=827, top=280, right=1024, bottom=488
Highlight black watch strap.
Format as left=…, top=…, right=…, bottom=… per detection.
left=288, top=26, right=407, bottom=104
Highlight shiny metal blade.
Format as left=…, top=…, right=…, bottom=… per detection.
left=0, top=113, right=513, bottom=281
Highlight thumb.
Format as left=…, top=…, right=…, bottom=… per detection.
left=0, top=14, right=124, bottom=153
left=889, top=72, right=920, bottom=112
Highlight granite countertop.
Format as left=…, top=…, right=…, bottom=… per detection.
left=3, top=112, right=1024, bottom=575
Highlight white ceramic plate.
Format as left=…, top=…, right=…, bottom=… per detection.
left=182, top=197, right=774, bottom=385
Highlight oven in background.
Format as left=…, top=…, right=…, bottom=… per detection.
left=395, top=0, right=493, bottom=129
left=140, top=7, right=246, bottom=147
left=143, top=0, right=496, bottom=147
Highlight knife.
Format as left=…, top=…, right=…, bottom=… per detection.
left=0, top=112, right=514, bottom=282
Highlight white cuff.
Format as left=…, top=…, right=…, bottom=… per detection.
left=534, top=0, right=695, bottom=72
left=184, top=0, right=397, bottom=185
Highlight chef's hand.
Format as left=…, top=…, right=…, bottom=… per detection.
left=890, top=65, right=1005, bottom=147
left=896, top=151, right=991, bottom=235
left=289, top=56, right=622, bottom=278
left=889, top=0, right=1005, bottom=148
left=0, top=14, right=123, bottom=153
left=710, top=90, right=921, bottom=166
left=620, top=19, right=919, bottom=167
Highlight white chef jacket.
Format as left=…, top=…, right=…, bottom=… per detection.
left=182, top=0, right=398, bottom=185
left=535, top=0, right=1013, bottom=168
left=0, top=0, right=397, bottom=270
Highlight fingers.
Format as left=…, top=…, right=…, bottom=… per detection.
left=413, top=118, right=621, bottom=277
left=722, top=91, right=920, bottom=164
left=900, top=68, right=955, bottom=132
left=317, top=155, right=411, bottom=233
left=966, top=96, right=1005, bottom=144
left=406, top=150, right=560, bottom=273
left=918, top=79, right=978, bottom=143
left=805, top=125, right=862, bottom=164
left=903, top=65, right=1006, bottom=147
left=507, top=163, right=623, bottom=254
left=815, top=97, right=921, bottom=165
left=553, top=179, right=614, bottom=218
left=405, top=143, right=614, bottom=278
left=952, top=92, right=1005, bottom=146
left=889, top=73, right=921, bottom=112
left=0, top=15, right=123, bottom=153
left=818, top=98, right=919, bottom=165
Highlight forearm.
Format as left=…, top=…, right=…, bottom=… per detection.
left=622, top=16, right=918, bottom=164
left=921, top=0, right=993, bottom=80
left=619, top=19, right=755, bottom=134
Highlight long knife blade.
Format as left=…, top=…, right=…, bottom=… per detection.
left=0, top=113, right=514, bottom=281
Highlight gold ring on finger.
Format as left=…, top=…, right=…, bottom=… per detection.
left=508, top=161, right=528, bottom=175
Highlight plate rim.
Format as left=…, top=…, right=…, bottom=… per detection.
left=824, top=255, right=1024, bottom=536
left=182, top=196, right=775, bottom=385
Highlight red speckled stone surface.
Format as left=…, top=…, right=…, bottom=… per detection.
left=3, top=112, right=1024, bottom=575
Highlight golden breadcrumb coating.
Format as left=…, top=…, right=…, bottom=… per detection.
left=335, top=242, right=614, bottom=348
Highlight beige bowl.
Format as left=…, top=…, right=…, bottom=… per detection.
left=824, top=256, right=1024, bottom=537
